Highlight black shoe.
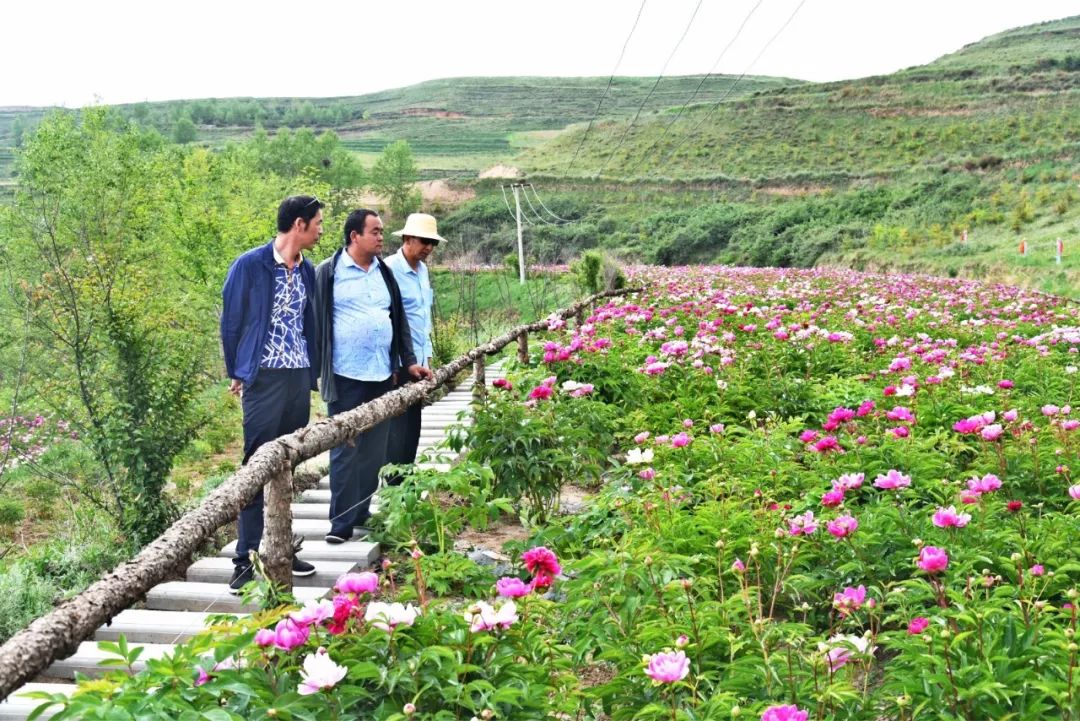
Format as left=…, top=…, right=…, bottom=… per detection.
left=325, top=528, right=351, bottom=544
left=229, top=565, right=254, bottom=595
left=292, top=557, right=316, bottom=576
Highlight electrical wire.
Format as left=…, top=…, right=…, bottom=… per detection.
left=652, top=0, right=808, bottom=173
left=501, top=184, right=532, bottom=226
left=525, top=184, right=578, bottom=224
left=520, top=185, right=563, bottom=226
left=592, top=0, right=706, bottom=179
left=561, top=0, right=649, bottom=179
left=622, top=0, right=767, bottom=178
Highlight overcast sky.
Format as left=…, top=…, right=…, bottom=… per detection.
left=4, top=0, right=1076, bottom=108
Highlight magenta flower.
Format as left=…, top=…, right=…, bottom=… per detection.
left=1042, top=404, right=1061, bottom=416
left=761, top=704, right=809, bottom=721
left=1030, top=564, right=1045, bottom=577
left=271, top=618, right=310, bottom=651
left=821, top=488, right=845, bottom=507
left=813, top=435, right=843, bottom=454
left=799, top=429, right=820, bottom=443
left=639, top=467, right=656, bottom=480
left=832, top=585, right=867, bottom=616
left=998, top=379, right=1014, bottom=389
left=1069, top=485, right=1080, bottom=501
left=528, top=385, right=553, bottom=401
left=644, top=650, right=690, bottom=684
left=335, top=571, right=379, bottom=595
left=827, top=514, right=858, bottom=538
left=709, top=423, right=725, bottom=434
left=492, top=378, right=512, bottom=390
left=887, top=426, right=910, bottom=439
left=732, top=558, right=746, bottom=573
left=788, top=511, right=818, bottom=536
left=495, top=577, right=532, bottom=598
left=980, top=424, right=1004, bottom=441
left=254, top=628, right=276, bottom=648
left=873, top=469, right=911, bottom=490
left=670, top=432, right=691, bottom=448
left=917, top=546, right=949, bottom=574
left=195, top=666, right=211, bottom=687
left=522, top=546, right=561, bottom=578
left=886, top=406, right=916, bottom=423
left=297, top=649, right=347, bottom=695
left=932, top=506, right=971, bottom=528
left=634, top=431, right=650, bottom=444
left=907, top=617, right=930, bottom=635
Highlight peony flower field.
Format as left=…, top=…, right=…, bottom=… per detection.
left=35, top=266, right=1080, bottom=720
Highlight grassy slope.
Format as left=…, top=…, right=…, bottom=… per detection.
left=505, top=16, right=1080, bottom=295
left=0, top=75, right=795, bottom=181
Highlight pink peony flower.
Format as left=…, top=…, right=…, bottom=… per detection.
left=1030, top=564, right=1045, bottom=577
left=289, top=598, right=335, bottom=627
left=932, top=506, right=971, bottom=529
left=644, top=650, right=690, bottom=684
left=1069, top=485, right=1080, bottom=501
left=813, top=435, right=842, bottom=454
left=907, top=617, right=930, bottom=635
left=670, top=432, right=691, bottom=448
left=732, top=558, right=746, bottom=573
left=634, top=431, right=650, bottom=444
left=522, top=547, right=561, bottom=578
left=271, top=618, right=310, bottom=651
left=297, top=649, right=347, bottom=695
left=888, top=426, right=910, bottom=439
left=788, top=511, right=818, bottom=536
left=1042, top=404, right=1061, bottom=417
left=832, top=585, right=867, bottom=616
left=492, top=378, right=512, bottom=390
left=917, top=546, right=949, bottom=574
left=761, top=705, right=809, bottom=721
left=710, top=423, right=725, bottom=434
left=464, top=600, right=518, bottom=632
left=335, top=571, right=379, bottom=596
left=873, top=469, right=911, bottom=490
left=980, top=424, right=1004, bottom=441
left=827, top=514, right=859, bottom=538
left=998, top=379, right=1014, bottom=389
left=799, top=429, right=821, bottom=443
left=886, top=406, right=916, bottom=423
left=496, top=577, right=532, bottom=598
left=528, top=385, right=554, bottom=401
left=821, top=488, right=845, bottom=507
left=254, top=628, right=276, bottom=648
left=833, top=473, right=864, bottom=491
left=639, top=467, right=656, bottom=481
left=967, top=474, right=1002, bottom=495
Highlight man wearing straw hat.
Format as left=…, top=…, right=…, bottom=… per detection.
left=315, top=209, right=433, bottom=544
left=384, top=213, right=445, bottom=481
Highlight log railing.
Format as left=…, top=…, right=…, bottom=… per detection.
left=0, top=286, right=638, bottom=699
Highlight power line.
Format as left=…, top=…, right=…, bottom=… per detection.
left=592, top=0, right=705, bottom=180
left=520, top=184, right=564, bottom=226
left=622, top=0, right=766, bottom=178
left=652, top=0, right=808, bottom=173
left=561, top=0, right=648, bottom=180
left=525, top=184, right=578, bottom=225
left=501, top=184, right=531, bottom=226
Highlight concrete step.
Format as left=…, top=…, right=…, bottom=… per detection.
left=95, top=610, right=230, bottom=644
left=0, top=683, right=75, bottom=720
left=145, top=581, right=330, bottom=613
left=218, top=540, right=379, bottom=566
left=291, top=502, right=330, bottom=519
left=187, top=556, right=359, bottom=587
left=47, top=640, right=174, bottom=679
left=297, top=488, right=331, bottom=503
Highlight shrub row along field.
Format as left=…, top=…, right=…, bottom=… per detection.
left=37, top=266, right=1080, bottom=720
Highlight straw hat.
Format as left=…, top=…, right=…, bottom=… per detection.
left=392, top=213, right=447, bottom=243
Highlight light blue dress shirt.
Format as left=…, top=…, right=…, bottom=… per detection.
left=385, top=249, right=433, bottom=366
left=332, top=253, right=393, bottom=381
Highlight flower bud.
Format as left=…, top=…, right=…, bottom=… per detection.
left=644, top=556, right=653, bottom=566
left=1070, top=643, right=1079, bottom=653
left=715, top=539, right=725, bottom=548
left=681, top=578, right=693, bottom=590
left=912, top=538, right=923, bottom=547
left=481, top=710, right=495, bottom=720
left=1010, top=552, right=1022, bottom=562
left=1066, top=628, right=1075, bottom=639
left=404, top=703, right=417, bottom=715
left=1069, top=588, right=1079, bottom=600
left=731, top=705, right=742, bottom=717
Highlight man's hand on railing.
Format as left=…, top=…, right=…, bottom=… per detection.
left=407, top=364, right=434, bottom=381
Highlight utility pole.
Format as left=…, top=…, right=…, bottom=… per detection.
left=511, top=183, right=525, bottom=284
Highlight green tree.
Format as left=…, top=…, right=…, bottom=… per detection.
left=172, top=115, right=197, bottom=144
left=370, top=139, right=421, bottom=221
left=1, top=109, right=215, bottom=544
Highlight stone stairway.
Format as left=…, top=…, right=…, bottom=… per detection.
left=0, top=365, right=504, bottom=720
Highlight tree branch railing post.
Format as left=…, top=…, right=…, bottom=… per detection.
left=517, top=331, right=529, bottom=365
left=472, top=353, right=486, bottom=402
left=0, top=284, right=640, bottom=699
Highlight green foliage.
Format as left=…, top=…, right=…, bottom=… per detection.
left=1, top=109, right=217, bottom=544
left=372, top=462, right=512, bottom=554
left=370, top=139, right=421, bottom=221
left=171, top=115, right=197, bottom=144
left=572, top=249, right=626, bottom=294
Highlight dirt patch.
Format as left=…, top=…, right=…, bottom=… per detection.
left=559, top=484, right=595, bottom=515
left=400, top=108, right=466, bottom=119
left=353, top=180, right=476, bottom=212
left=759, top=185, right=829, bottom=197
left=453, top=516, right=532, bottom=554
left=479, top=164, right=522, bottom=179
left=868, top=107, right=973, bottom=118
left=578, top=662, right=618, bottom=688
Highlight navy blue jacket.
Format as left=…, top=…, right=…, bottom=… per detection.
left=220, top=240, right=320, bottom=390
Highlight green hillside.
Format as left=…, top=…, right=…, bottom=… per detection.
left=448, top=15, right=1077, bottom=296
left=0, top=75, right=796, bottom=181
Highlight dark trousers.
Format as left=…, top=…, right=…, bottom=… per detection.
left=235, top=368, right=311, bottom=567
left=385, top=377, right=422, bottom=485
left=328, top=374, right=393, bottom=535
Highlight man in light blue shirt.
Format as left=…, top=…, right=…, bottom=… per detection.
left=385, top=213, right=444, bottom=481
left=314, top=209, right=432, bottom=543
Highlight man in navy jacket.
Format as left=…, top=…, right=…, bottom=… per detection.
left=220, top=195, right=323, bottom=593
